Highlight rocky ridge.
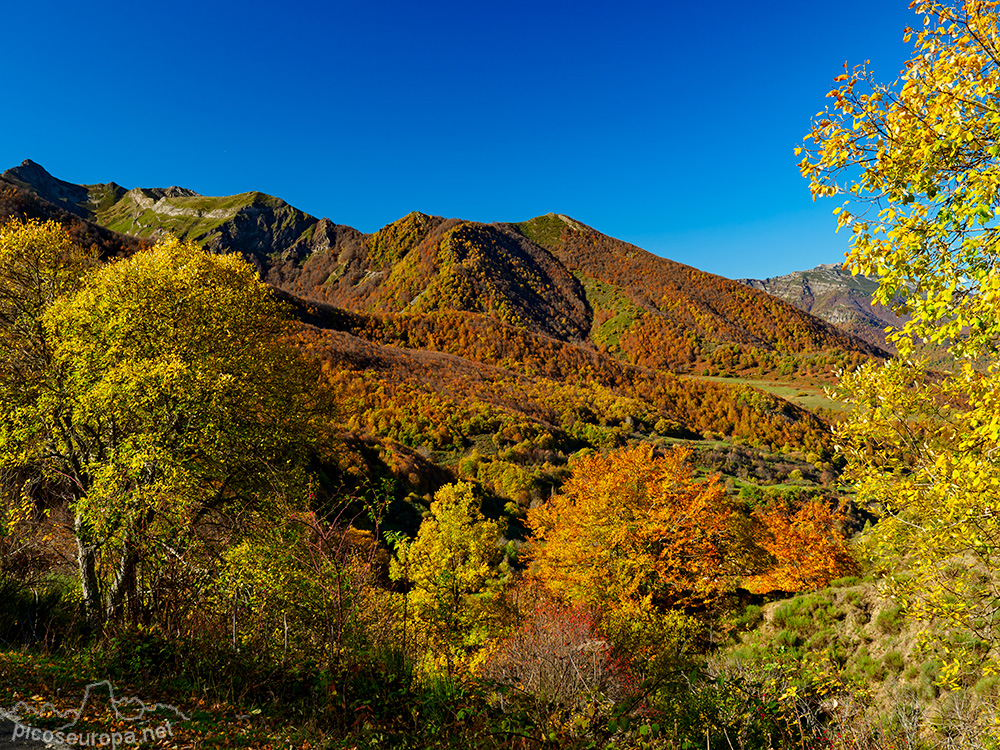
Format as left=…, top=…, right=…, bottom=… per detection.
left=738, top=263, right=903, bottom=351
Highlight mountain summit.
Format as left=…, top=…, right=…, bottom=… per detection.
left=2, top=159, right=127, bottom=219
left=0, top=162, right=886, bottom=370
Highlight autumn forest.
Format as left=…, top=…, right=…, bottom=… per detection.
left=4, top=3, right=1000, bottom=748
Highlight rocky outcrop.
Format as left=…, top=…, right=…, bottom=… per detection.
left=738, top=263, right=904, bottom=351
left=124, top=188, right=205, bottom=215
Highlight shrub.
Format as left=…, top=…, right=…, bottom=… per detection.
left=732, top=604, right=763, bottom=632
left=876, top=603, right=904, bottom=634
left=773, top=629, right=802, bottom=650
left=883, top=650, right=905, bottom=674
left=830, top=576, right=861, bottom=587
left=484, top=599, right=639, bottom=710
left=974, top=674, right=1000, bottom=699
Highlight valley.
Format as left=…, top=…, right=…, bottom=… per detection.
left=0, top=159, right=883, bottom=519
left=0, top=159, right=985, bottom=750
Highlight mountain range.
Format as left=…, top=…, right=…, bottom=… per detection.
left=1, top=160, right=885, bottom=364
left=0, top=159, right=890, bottom=519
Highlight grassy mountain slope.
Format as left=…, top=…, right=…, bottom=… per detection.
left=96, top=188, right=321, bottom=272
left=719, top=569, right=999, bottom=744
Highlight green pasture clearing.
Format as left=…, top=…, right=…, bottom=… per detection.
left=688, top=374, right=849, bottom=413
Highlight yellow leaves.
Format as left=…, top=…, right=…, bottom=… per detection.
left=391, top=482, right=509, bottom=677
left=0, top=219, right=97, bottom=293
left=802, top=3, right=1000, bottom=265
left=0, top=222, right=320, bottom=626
left=837, top=351, right=1000, bottom=678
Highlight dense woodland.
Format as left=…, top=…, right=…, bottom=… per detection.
left=0, top=209, right=872, bottom=750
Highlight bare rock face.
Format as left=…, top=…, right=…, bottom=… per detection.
left=738, top=263, right=904, bottom=351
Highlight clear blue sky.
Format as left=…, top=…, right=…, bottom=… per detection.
left=0, top=1, right=916, bottom=278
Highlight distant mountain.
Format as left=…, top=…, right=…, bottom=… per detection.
left=278, top=210, right=888, bottom=362
left=738, top=263, right=903, bottom=351
left=0, top=161, right=148, bottom=257
left=2, top=161, right=886, bottom=373
left=1, top=159, right=127, bottom=218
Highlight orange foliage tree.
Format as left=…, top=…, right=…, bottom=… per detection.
left=527, top=445, right=859, bottom=625
left=526, top=445, right=758, bottom=616
left=746, top=499, right=858, bottom=594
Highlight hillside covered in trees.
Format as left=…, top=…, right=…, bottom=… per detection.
left=2, top=160, right=884, bottom=371
left=0, top=160, right=875, bottom=522
left=5, top=49, right=998, bottom=747
left=0, top=220, right=870, bottom=749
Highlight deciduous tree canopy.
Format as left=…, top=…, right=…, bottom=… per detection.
left=0, top=222, right=318, bottom=627
left=801, top=0, right=1000, bottom=680
left=390, top=482, right=510, bottom=677
left=526, top=445, right=749, bottom=613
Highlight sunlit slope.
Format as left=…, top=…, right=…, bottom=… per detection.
left=739, top=263, right=904, bottom=351
left=3, top=161, right=885, bottom=377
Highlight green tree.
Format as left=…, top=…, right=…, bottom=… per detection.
left=390, top=481, right=509, bottom=678
left=0, top=223, right=317, bottom=628
left=801, top=0, right=1000, bottom=681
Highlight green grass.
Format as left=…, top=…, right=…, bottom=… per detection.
left=876, top=602, right=905, bottom=634
left=96, top=191, right=305, bottom=243
left=690, top=374, right=847, bottom=412
left=717, top=572, right=1000, bottom=738
left=166, top=191, right=280, bottom=212
left=84, top=184, right=126, bottom=213
left=657, top=435, right=732, bottom=449
left=514, top=213, right=570, bottom=247
left=572, top=271, right=645, bottom=348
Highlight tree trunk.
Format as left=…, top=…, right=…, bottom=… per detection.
left=75, top=510, right=103, bottom=628
left=105, top=540, right=138, bottom=623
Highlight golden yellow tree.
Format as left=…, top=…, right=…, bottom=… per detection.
left=390, top=482, right=510, bottom=678
left=0, top=225, right=317, bottom=628
left=801, top=0, right=1000, bottom=681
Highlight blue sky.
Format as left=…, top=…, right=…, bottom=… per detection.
left=1, top=1, right=916, bottom=278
